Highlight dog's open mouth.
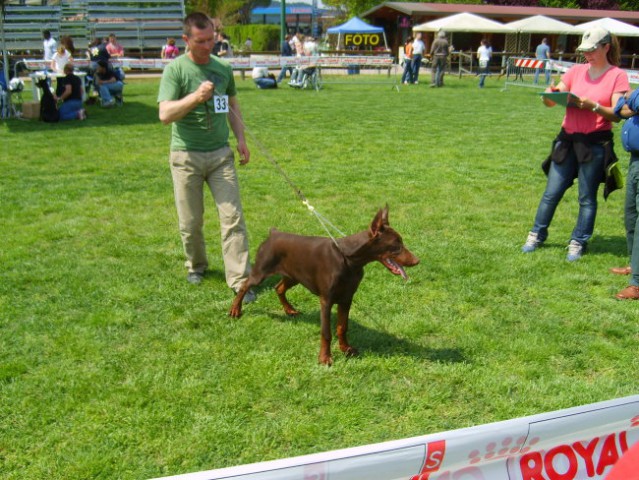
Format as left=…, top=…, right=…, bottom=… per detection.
left=382, top=258, right=408, bottom=280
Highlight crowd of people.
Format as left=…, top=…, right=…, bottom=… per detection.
left=401, top=31, right=453, bottom=87
left=40, top=30, right=126, bottom=118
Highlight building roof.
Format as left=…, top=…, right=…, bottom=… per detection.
left=363, top=2, right=639, bottom=24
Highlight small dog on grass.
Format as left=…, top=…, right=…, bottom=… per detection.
left=229, top=206, right=419, bottom=365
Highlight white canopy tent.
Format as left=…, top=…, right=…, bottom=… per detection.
left=504, top=15, right=578, bottom=54
left=413, top=12, right=513, bottom=33
left=573, top=17, right=639, bottom=37
left=505, top=15, right=577, bottom=35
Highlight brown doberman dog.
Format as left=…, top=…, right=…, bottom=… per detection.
left=229, top=206, right=419, bottom=365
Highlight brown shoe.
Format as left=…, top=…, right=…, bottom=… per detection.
left=610, top=266, right=632, bottom=275
left=615, top=285, right=639, bottom=300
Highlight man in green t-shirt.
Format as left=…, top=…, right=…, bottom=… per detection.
left=158, top=12, right=254, bottom=301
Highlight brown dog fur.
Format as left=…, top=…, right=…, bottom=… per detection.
left=229, top=206, right=419, bottom=365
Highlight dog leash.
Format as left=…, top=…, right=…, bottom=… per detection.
left=217, top=91, right=346, bottom=247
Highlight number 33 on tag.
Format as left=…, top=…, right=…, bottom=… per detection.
left=213, top=95, right=229, bottom=113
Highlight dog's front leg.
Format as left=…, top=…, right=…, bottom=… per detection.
left=229, top=281, right=250, bottom=318
left=337, top=302, right=358, bottom=358
left=318, top=298, right=333, bottom=366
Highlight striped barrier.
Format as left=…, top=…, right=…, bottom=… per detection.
left=150, top=394, right=639, bottom=480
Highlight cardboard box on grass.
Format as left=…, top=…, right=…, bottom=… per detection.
left=22, top=101, right=40, bottom=120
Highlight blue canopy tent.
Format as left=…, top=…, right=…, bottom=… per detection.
left=326, top=17, right=387, bottom=50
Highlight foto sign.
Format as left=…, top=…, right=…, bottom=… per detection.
left=344, top=33, right=381, bottom=47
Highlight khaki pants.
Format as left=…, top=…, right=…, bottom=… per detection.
left=170, top=148, right=250, bottom=291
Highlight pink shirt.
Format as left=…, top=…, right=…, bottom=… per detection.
left=561, top=63, right=629, bottom=134
left=106, top=42, right=124, bottom=57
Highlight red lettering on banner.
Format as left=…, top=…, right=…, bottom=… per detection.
left=520, top=451, right=546, bottom=480
left=572, top=438, right=598, bottom=477
left=544, top=445, right=577, bottom=480
left=618, top=429, right=629, bottom=453
left=596, top=434, right=620, bottom=476
left=410, top=440, right=446, bottom=480
left=518, top=431, right=630, bottom=480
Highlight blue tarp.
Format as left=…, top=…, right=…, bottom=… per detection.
left=326, top=17, right=384, bottom=34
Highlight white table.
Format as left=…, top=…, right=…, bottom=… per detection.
left=29, top=71, right=88, bottom=102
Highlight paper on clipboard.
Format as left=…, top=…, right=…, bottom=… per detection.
left=540, top=91, right=581, bottom=107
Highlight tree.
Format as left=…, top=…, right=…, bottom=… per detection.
left=185, top=0, right=269, bottom=24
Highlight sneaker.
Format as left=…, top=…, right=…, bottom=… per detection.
left=186, top=272, right=204, bottom=285
left=243, top=289, right=257, bottom=304
left=102, top=99, right=115, bottom=108
left=522, top=231, right=543, bottom=253
left=567, top=240, right=585, bottom=262
left=77, top=109, right=86, bottom=120
left=233, top=288, right=257, bottom=304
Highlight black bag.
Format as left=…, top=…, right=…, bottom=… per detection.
left=37, top=78, right=59, bottom=123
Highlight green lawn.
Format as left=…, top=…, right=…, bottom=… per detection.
left=1, top=72, right=638, bottom=479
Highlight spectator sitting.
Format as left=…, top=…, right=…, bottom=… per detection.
left=106, top=33, right=124, bottom=58
left=95, top=60, right=123, bottom=108
left=251, top=67, right=277, bottom=89
left=54, top=63, right=86, bottom=121
left=161, top=38, right=179, bottom=59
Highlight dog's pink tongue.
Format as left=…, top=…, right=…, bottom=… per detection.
left=385, top=259, right=408, bottom=280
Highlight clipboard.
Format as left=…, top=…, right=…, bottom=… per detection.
left=540, top=91, right=580, bottom=108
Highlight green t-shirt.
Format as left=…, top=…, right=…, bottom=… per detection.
left=157, top=54, right=237, bottom=152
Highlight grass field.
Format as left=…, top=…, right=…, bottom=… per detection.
left=1, top=71, right=638, bottom=479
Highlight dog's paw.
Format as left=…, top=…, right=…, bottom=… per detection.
left=228, top=305, right=243, bottom=318
left=343, top=346, right=359, bottom=358
left=318, top=354, right=334, bottom=366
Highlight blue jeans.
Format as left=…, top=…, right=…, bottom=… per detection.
left=411, top=54, right=422, bottom=83
left=534, top=64, right=551, bottom=85
left=401, top=59, right=413, bottom=84
left=98, top=81, right=123, bottom=103
left=625, top=155, right=639, bottom=286
left=277, top=65, right=293, bottom=82
left=58, top=99, right=83, bottom=121
left=254, top=77, right=276, bottom=89
left=531, top=144, right=605, bottom=245
left=478, top=63, right=489, bottom=87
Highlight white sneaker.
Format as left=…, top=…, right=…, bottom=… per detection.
left=567, top=240, right=585, bottom=262
left=522, top=231, right=543, bottom=253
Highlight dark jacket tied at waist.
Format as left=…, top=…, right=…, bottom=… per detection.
left=542, top=128, right=622, bottom=200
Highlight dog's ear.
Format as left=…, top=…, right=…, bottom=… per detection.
left=369, top=206, right=389, bottom=237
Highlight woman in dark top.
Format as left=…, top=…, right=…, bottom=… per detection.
left=55, top=63, right=85, bottom=121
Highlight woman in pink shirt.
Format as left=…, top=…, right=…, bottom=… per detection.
left=522, top=27, right=629, bottom=261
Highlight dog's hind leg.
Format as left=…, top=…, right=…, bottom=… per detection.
left=275, top=276, right=300, bottom=316
left=337, top=301, right=358, bottom=358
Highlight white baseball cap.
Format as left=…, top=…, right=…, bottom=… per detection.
left=576, top=26, right=612, bottom=52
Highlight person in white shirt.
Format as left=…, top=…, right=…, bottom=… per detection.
left=303, top=37, right=318, bottom=57
left=411, top=32, right=425, bottom=84
left=42, top=30, right=57, bottom=64
left=51, top=45, right=72, bottom=74
left=477, top=39, right=492, bottom=88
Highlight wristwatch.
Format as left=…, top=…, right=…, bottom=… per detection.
left=592, top=103, right=600, bottom=112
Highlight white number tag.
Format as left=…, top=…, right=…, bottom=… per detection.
left=213, top=95, right=229, bottom=113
